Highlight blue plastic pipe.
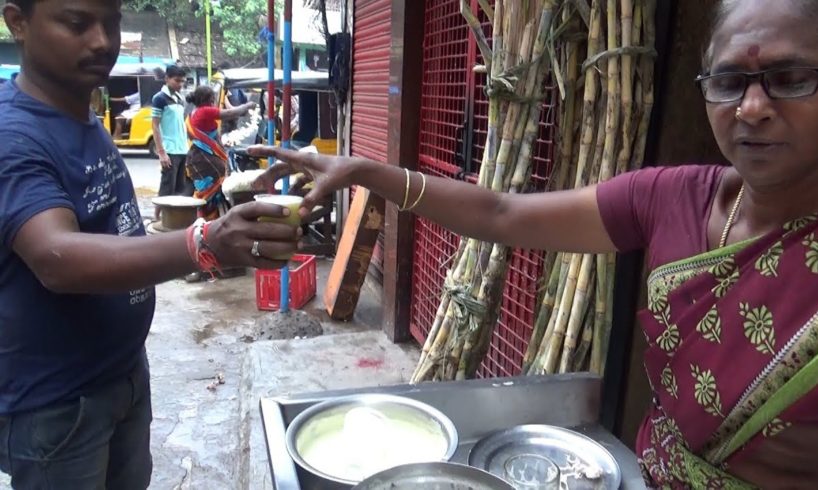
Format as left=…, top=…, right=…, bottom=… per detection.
left=280, top=0, right=293, bottom=313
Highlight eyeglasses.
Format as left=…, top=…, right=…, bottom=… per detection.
left=695, top=67, right=818, bottom=103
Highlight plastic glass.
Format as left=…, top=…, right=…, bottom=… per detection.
left=503, top=453, right=561, bottom=490
left=253, top=194, right=303, bottom=260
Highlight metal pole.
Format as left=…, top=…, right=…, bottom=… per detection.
left=280, top=0, right=293, bottom=313
left=205, top=0, right=213, bottom=81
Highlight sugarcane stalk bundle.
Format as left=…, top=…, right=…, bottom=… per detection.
left=525, top=0, right=657, bottom=376
left=412, top=0, right=656, bottom=383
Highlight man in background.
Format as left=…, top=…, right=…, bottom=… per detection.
left=111, top=90, right=140, bottom=140
left=151, top=64, right=192, bottom=210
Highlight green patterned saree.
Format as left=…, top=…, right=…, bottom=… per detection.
left=636, top=215, right=818, bottom=488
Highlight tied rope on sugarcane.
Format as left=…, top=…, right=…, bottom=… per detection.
left=525, top=0, right=657, bottom=376
left=413, top=0, right=657, bottom=382
left=412, top=0, right=559, bottom=383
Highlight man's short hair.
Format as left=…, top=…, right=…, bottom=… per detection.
left=165, top=65, right=186, bottom=79
left=6, top=0, right=38, bottom=15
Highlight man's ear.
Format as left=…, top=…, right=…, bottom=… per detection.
left=2, top=4, right=28, bottom=44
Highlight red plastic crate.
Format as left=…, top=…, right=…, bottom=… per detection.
left=255, top=255, right=317, bottom=311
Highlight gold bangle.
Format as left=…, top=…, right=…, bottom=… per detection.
left=399, top=168, right=411, bottom=211
left=406, top=171, right=426, bottom=212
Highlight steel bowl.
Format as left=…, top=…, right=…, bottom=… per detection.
left=285, top=394, right=459, bottom=486
left=352, top=462, right=513, bottom=490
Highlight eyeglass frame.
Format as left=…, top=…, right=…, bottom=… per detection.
left=694, top=67, right=818, bottom=103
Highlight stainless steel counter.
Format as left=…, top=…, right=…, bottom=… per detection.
left=259, top=374, right=646, bottom=489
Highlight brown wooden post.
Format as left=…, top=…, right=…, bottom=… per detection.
left=381, top=0, right=425, bottom=342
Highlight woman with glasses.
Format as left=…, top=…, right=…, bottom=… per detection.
left=248, top=0, right=818, bottom=487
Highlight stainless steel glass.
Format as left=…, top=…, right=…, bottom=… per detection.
left=503, top=453, right=560, bottom=490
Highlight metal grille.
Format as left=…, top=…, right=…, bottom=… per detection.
left=411, top=0, right=559, bottom=379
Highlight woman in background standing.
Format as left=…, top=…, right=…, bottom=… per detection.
left=185, top=85, right=256, bottom=220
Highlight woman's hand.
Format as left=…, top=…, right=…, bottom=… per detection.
left=205, top=201, right=301, bottom=270
left=248, top=146, right=361, bottom=217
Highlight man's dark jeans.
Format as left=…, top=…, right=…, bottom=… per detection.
left=0, top=362, right=152, bottom=489
left=158, top=153, right=194, bottom=197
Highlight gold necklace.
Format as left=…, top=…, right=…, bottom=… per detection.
left=719, top=184, right=745, bottom=248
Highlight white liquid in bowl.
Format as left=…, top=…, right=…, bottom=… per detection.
left=296, top=405, right=450, bottom=482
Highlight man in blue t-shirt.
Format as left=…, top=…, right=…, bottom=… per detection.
left=0, top=1, right=301, bottom=488
left=151, top=64, right=193, bottom=202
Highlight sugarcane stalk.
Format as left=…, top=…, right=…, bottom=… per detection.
left=558, top=253, right=595, bottom=372
left=591, top=251, right=608, bottom=367
left=490, top=21, right=535, bottom=193
left=630, top=0, right=655, bottom=171
left=523, top=256, right=563, bottom=373
left=598, top=0, right=621, bottom=183
left=563, top=278, right=595, bottom=371
left=460, top=0, right=493, bottom=71
left=591, top=252, right=617, bottom=373
left=572, top=0, right=603, bottom=189
left=615, top=0, right=634, bottom=176
left=479, top=2, right=505, bottom=189
left=541, top=251, right=583, bottom=373
left=471, top=4, right=559, bottom=374
left=414, top=235, right=472, bottom=375
left=530, top=250, right=570, bottom=374
left=549, top=23, right=580, bottom=194
left=573, top=291, right=596, bottom=371
left=478, top=0, right=495, bottom=23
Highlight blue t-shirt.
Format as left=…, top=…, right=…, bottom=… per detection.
left=151, top=86, right=188, bottom=155
left=0, top=81, right=155, bottom=415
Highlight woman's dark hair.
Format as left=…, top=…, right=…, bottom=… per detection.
left=165, top=65, right=187, bottom=79
left=703, top=0, right=818, bottom=71
left=186, top=85, right=216, bottom=107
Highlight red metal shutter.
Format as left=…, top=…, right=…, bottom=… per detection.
left=350, top=0, right=391, bottom=163
left=350, top=0, right=391, bottom=275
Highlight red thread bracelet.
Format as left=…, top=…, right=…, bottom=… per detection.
left=199, top=222, right=223, bottom=275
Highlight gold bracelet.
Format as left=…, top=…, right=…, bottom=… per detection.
left=406, top=171, right=426, bottom=211
left=399, top=168, right=411, bottom=211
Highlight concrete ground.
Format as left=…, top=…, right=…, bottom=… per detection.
left=0, top=153, right=420, bottom=490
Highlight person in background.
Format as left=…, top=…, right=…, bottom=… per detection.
left=185, top=85, right=256, bottom=221
left=250, top=0, right=818, bottom=486
left=151, top=64, right=192, bottom=216
left=110, top=90, right=140, bottom=140
left=221, top=87, right=248, bottom=134
left=0, top=1, right=300, bottom=488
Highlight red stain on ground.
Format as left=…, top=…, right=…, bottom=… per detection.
left=356, top=358, right=384, bottom=369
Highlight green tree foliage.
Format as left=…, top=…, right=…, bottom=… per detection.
left=123, top=0, right=282, bottom=58
left=0, top=18, right=11, bottom=41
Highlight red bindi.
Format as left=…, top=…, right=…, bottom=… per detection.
left=747, top=45, right=760, bottom=58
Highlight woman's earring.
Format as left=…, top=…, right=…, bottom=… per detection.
left=735, top=107, right=743, bottom=121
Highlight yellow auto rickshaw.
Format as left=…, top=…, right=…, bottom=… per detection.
left=94, top=63, right=167, bottom=156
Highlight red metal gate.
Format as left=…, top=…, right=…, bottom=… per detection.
left=350, top=0, right=391, bottom=272
left=410, top=0, right=559, bottom=378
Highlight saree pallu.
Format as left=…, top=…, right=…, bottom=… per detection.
left=636, top=214, right=818, bottom=489
left=186, top=117, right=230, bottom=221
left=185, top=145, right=228, bottom=220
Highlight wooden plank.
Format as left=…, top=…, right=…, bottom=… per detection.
left=381, top=0, right=425, bottom=342
left=324, top=187, right=385, bottom=320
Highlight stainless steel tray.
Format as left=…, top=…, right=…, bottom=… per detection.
left=469, top=424, right=622, bottom=489
left=352, top=462, right=513, bottom=490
